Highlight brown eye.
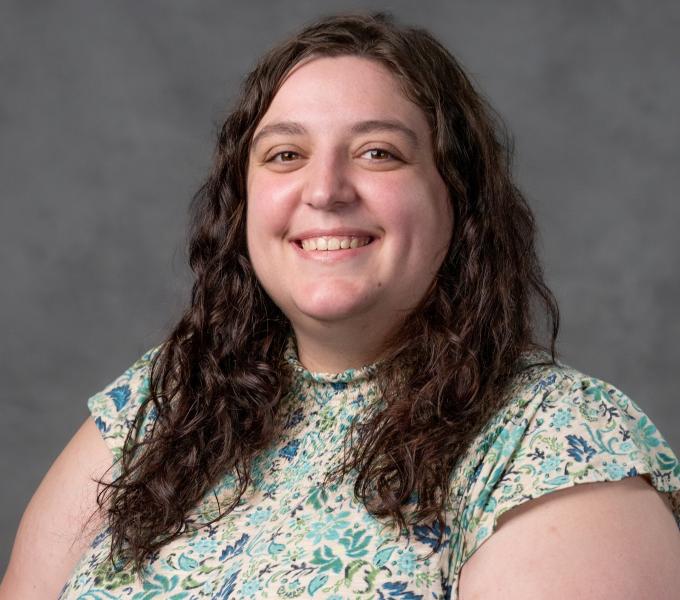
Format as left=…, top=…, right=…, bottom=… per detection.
left=269, top=150, right=300, bottom=162
left=362, top=148, right=397, bottom=160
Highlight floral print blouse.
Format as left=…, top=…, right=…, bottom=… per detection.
left=59, top=340, right=680, bottom=599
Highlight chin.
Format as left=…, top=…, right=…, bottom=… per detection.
left=293, top=279, right=371, bottom=309
left=290, top=294, right=376, bottom=324
left=295, top=304, right=368, bottom=323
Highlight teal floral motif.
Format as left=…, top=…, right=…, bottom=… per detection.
left=396, top=549, right=418, bottom=576
left=176, top=553, right=198, bottom=571
left=602, top=459, right=627, bottom=480
left=539, top=454, right=561, bottom=475
left=306, top=511, right=352, bottom=544
left=192, top=538, right=218, bottom=556
left=492, top=425, right=526, bottom=459
left=550, top=407, right=574, bottom=431
left=374, top=545, right=397, bottom=567
left=311, top=545, right=343, bottom=573
left=306, top=485, right=330, bottom=510
left=307, top=573, right=328, bottom=595
left=338, top=528, right=372, bottom=558
left=620, top=440, right=635, bottom=453
left=631, top=415, right=661, bottom=451
left=241, top=578, right=261, bottom=596
left=58, top=341, right=680, bottom=600
left=246, top=506, right=272, bottom=528
left=132, top=573, right=182, bottom=598
left=582, top=380, right=607, bottom=402
left=658, top=452, right=680, bottom=479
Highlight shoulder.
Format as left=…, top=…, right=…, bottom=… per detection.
left=457, top=474, right=680, bottom=599
left=0, top=347, right=163, bottom=600
left=87, top=346, right=162, bottom=461
left=450, top=354, right=680, bottom=598
left=451, top=352, right=680, bottom=558
left=504, top=354, right=679, bottom=497
left=0, top=418, right=113, bottom=599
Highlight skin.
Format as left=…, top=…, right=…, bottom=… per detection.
left=458, top=476, right=680, bottom=599
left=0, top=418, right=111, bottom=599
left=246, top=55, right=453, bottom=374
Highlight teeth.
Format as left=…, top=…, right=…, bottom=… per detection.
left=300, top=236, right=371, bottom=251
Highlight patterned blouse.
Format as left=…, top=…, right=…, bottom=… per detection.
left=59, top=339, right=680, bottom=599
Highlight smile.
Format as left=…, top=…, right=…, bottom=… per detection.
left=290, top=236, right=378, bottom=262
left=298, top=236, right=372, bottom=251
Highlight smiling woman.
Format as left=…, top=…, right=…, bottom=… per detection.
left=2, top=12, right=680, bottom=600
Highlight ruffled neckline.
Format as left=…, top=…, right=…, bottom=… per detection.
left=283, top=334, right=381, bottom=385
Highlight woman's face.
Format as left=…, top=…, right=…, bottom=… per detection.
left=246, top=55, right=453, bottom=357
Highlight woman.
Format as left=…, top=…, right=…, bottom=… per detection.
left=3, top=12, right=679, bottom=600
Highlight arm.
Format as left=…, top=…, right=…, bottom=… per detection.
left=458, top=476, right=680, bottom=599
left=0, top=417, right=113, bottom=599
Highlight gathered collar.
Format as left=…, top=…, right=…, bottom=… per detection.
left=282, top=334, right=381, bottom=386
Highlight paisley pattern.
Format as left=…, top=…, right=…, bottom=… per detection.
left=59, top=341, right=680, bottom=599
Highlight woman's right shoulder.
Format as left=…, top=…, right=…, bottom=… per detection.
left=87, top=345, right=163, bottom=461
left=0, top=346, right=163, bottom=600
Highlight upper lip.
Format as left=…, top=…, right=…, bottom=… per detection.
left=291, top=228, right=378, bottom=242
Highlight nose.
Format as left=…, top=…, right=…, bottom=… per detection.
left=301, top=153, right=358, bottom=210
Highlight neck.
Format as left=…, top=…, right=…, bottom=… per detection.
left=291, top=318, right=398, bottom=374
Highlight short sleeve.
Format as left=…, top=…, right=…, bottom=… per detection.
left=457, top=365, right=680, bottom=566
left=87, top=346, right=161, bottom=464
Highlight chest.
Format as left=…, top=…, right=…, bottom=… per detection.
left=61, top=388, right=470, bottom=598
left=62, top=473, right=464, bottom=599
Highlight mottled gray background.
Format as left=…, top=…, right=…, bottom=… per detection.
left=1, top=0, right=678, bottom=572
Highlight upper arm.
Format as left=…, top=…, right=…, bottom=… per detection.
left=458, top=476, right=680, bottom=600
left=0, top=417, right=113, bottom=600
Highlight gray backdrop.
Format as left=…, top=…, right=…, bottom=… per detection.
left=2, top=0, right=679, bottom=572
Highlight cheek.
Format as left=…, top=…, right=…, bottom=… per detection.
left=365, top=175, right=452, bottom=246
left=247, top=174, right=299, bottom=241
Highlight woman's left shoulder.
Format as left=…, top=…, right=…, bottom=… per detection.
left=507, top=351, right=678, bottom=487
left=452, top=350, right=680, bottom=566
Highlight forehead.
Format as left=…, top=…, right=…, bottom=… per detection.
left=254, top=55, right=430, bottom=135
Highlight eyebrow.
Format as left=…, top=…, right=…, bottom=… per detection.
left=250, top=119, right=420, bottom=150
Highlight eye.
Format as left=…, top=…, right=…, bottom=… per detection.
left=360, top=147, right=399, bottom=161
left=267, top=150, right=301, bottom=163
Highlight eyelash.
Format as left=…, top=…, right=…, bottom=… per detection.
left=268, top=150, right=300, bottom=163
left=362, top=148, right=397, bottom=161
left=266, top=147, right=399, bottom=163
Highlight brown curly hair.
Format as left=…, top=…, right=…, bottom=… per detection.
left=96, top=11, right=559, bottom=572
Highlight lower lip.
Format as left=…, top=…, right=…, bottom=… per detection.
left=290, top=239, right=378, bottom=263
